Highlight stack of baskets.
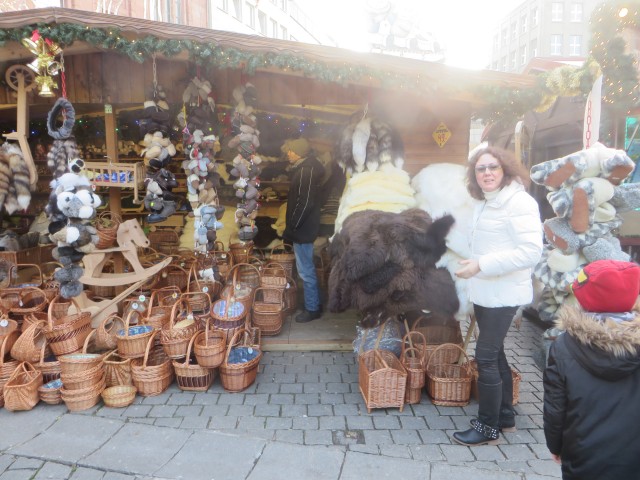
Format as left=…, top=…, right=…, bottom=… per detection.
left=58, top=351, right=105, bottom=411
left=251, top=287, right=285, bottom=336
left=160, top=298, right=201, bottom=359
left=400, top=332, right=426, bottom=404
left=43, top=297, right=92, bottom=357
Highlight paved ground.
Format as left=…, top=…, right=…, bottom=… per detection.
left=0, top=315, right=559, bottom=480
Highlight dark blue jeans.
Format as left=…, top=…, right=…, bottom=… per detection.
left=474, top=304, right=518, bottom=427
left=293, top=242, right=320, bottom=312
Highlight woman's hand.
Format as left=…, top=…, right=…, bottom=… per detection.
left=551, top=453, right=561, bottom=464
left=455, top=259, right=480, bottom=279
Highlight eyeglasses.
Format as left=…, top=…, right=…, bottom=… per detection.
left=475, top=164, right=502, bottom=174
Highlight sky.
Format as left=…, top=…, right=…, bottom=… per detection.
left=299, top=0, right=519, bottom=70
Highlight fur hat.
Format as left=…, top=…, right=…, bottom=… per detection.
left=282, top=138, right=310, bottom=158
left=572, top=260, right=640, bottom=312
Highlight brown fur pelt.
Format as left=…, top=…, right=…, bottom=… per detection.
left=328, top=208, right=459, bottom=317
left=0, top=142, right=32, bottom=214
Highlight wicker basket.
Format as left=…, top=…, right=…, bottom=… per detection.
left=103, top=350, right=132, bottom=387
left=187, top=265, right=221, bottom=313
left=148, top=229, right=180, bottom=255
left=101, top=385, right=137, bottom=408
left=358, top=349, right=407, bottom=413
left=10, top=319, right=49, bottom=363
left=35, top=343, right=61, bottom=383
left=95, top=211, right=121, bottom=249
left=269, top=243, right=295, bottom=278
left=219, top=328, right=262, bottom=392
left=145, top=286, right=180, bottom=330
left=160, top=298, right=201, bottom=359
left=213, top=242, right=233, bottom=279
left=116, top=311, right=155, bottom=359
left=158, top=264, right=189, bottom=291
left=8, top=286, right=48, bottom=318
left=173, top=333, right=215, bottom=392
left=130, top=331, right=174, bottom=397
left=251, top=287, right=285, bottom=336
left=38, top=378, right=63, bottom=405
left=468, top=359, right=521, bottom=406
left=95, top=313, right=125, bottom=350
left=0, top=317, right=18, bottom=352
left=0, top=330, right=20, bottom=381
left=260, top=262, right=288, bottom=302
left=44, top=297, right=92, bottom=357
left=3, top=361, right=42, bottom=411
left=193, top=320, right=226, bottom=369
left=60, top=377, right=105, bottom=411
left=229, top=241, right=254, bottom=265
left=411, top=317, right=464, bottom=366
left=425, top=344, right=472, bottom=407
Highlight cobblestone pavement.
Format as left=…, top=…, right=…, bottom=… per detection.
left=0, top=316, right=560, bottom=479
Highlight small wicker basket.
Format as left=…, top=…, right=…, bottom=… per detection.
left=193, top=319, right=226, bottom=369
left=101, top=385, right=137, bottom=408
left=358, top=349, right=407, bottom=413
left=3, top=361, right=43, bottom=411
left=130, top=331, right=174, bottom=397
left=219, top=328, right=262, bottom=392
left=425, top=344, right=472, bottom=407
left=173, top=333, right=215, bottom=392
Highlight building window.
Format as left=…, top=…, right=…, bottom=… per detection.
left=232, top=0, right=242, bottom=20
left=550, top=34, right=563, bottom=55
left=218, top=0, right=228, bottom=12
left=280, top=0, right=287, bottom=12
left=501, top=28, right=507, bottom=46
left=530, top=39, right=538, bottom=57
left=570, top=3, right=582, bottom=22
left=258, top=11, right=267, bottom=35
left=551, top=3, right=563, bottom=22
left=521, top=14, right=527, bottom=33
left=510, top=51, right=517, bottom=70
left=271, top=18, right=278, bottom=38
left=501, top=56, right=507, bottom=71
left=246, top=2, right=255, bottom=28
left=280, top=25, right=288, bottom=40
left=569, top=35, right=582, bottom=55
left=493, top=34, right=499, bottom=51
left=531, top=7, right=538, bottom=26
left=520, top=45, right=527, bottom=65
left=511, top=22, right=517, bottom=41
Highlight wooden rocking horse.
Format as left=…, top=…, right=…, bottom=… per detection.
left=75, top=219, right=172, bottom=326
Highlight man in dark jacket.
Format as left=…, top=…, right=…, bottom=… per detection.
left=283, top=138, right=324, bottom=322
left=543, top=260, right=640, bottom=480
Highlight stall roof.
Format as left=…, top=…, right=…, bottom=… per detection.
left=0, top=7, right=535, bottom=107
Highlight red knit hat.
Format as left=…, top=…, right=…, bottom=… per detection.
left=572, top=259, right=640, bottom=313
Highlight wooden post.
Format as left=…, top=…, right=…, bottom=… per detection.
left=103, top=104, right=124, bottom=294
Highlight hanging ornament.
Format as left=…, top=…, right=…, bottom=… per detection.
left=21, top=30, right=63, bottom=97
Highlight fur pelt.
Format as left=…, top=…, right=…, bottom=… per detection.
left=0, top=143, right=33, bottom=214
left=47, top=138, right=79, bottom=178
left=328, top=208, right=459, bottom=317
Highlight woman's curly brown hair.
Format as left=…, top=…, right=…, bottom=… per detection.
left=465, top=146, right=531, bottom=200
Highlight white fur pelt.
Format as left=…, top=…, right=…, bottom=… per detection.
left=0, top=142, right=32, bottom=214
left=412, top=162, right=476, bottom=321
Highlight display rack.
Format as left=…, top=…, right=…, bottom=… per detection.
left=85, top=160, right=145, bottom=204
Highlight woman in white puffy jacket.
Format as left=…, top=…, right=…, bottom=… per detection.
left=452, top=146, right=543, bottom=447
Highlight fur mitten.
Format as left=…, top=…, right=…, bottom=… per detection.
left=54, top=264, right=84, bottom=283
left=60, top=280, right=84, bottom=299
left=53, top=246, right=84, bottom=265
left=543, top=216, right=622, bottom=254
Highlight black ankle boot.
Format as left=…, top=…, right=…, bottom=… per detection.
left=470, top=418, right=516, bottom=433
left=453, top=420, right=500, bottom=446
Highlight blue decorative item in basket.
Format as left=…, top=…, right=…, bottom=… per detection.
left=227, top=346, right=259, bottom=364
left=43, top=378, right=63, bottom=389
left=117, top=325, right=154, bottom=336
left=213, top=300, right=244, bottom=318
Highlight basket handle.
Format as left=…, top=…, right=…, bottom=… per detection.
left=15, top=263, right=43, bottom=287
left=261, top=262, right=287, bottom=277
left=373, top=349, right=389, bottom=369
left=270, top=242, right=293, bottom=255
left=100, top=313, right=125, bottom=336
left=179, top=291, right=212, bottom=313
left=123, top=309, right=142, bottom=338
left=410, top=315, right=428, bottom=332
left=181, top=331, right=199, bottom=367
left=47, top=295, right=79, bottom=330
left=252, top=286, right=284, bottom=305
left=148, top=286, right=180, bottom=310
left=401, top=331, right=426, bottom=359
left=227, top=262, right=261, bottom=285
left=141, top=330, right=159, bottom=368
left=425, top=343, right=471, bottom=373
left=223, top=327, right=251, bottom=365
left=168, top=297, right=191, bottom=330
left=82, top=329, right=97, bottom=353
left=402, top=347, right=424, bottom=363
left=17, top=286, right=46, bottom=306
left=6, top=361, right=38, bottom=384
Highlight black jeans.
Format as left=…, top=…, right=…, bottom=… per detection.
left=474, top=304, right=518, bottom=427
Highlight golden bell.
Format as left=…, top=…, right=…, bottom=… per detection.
left=38, top=82, right=55, bottom=97
left=21, top=37, right=40, bottom=54
left=26, top=58, right=41, bottom=74
left=46, top=61, right=61, bottom=76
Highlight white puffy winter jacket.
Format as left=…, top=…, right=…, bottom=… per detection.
left=468, top=181, right=543, bottom=308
